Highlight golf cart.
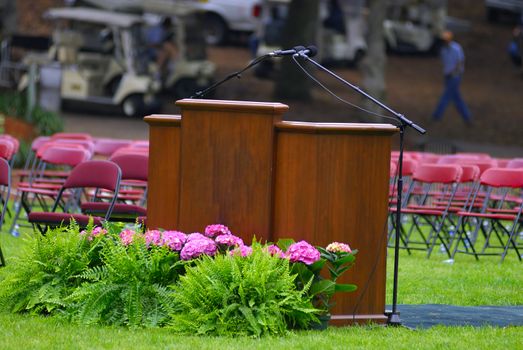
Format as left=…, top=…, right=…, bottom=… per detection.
left=71, top=0, right=216, bottom=99
left=18, top=7, right=161, bottom=117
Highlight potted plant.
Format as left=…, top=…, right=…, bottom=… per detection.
left=277, top=239, right=358, bottom=329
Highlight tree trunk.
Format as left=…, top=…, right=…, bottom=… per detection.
left=274, top=0, right=319, bottom=101
left=360, top=0, right=387, bottom=121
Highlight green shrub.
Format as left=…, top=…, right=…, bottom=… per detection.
left=0, top=92, right=63, bottom=134
left=0, top=222, right=95, bottom=315
left=66, top=230, right=184, bottom=328
left=169, top=244, right=319, bottom=337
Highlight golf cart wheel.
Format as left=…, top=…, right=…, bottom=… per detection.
left=204, top=13, right=228, bottom=45
left=121, top=94, right=144, bottom=118
left=173, top=78, right=199, bottom=100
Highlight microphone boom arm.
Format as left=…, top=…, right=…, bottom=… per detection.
left=191, top=54, right=270, bottom=99
left=299, top=55, right=426, bottom=134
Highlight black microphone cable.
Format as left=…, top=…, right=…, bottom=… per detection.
left=291, top=54, right=399, bottom=124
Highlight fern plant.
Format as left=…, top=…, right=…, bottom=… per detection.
left=169, top=243, right=319, bottom=337
left=66, top=233, right=184, bottom=328
left=0, top=222, right=97, bottom=315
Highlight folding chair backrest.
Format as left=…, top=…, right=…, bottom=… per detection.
left=53, top=138, right=94, bottom=154
left=458, top=165, right=480, bottom=183
left=63, top=160, right=121, bottom=192
left=51, top=132, right=93, bottom=141
left=40, top=146, right=90, bottom=168
left=94, top=138, right=133, bottom=157
left=31, top=136, right=51, bottom=152
left=0, top=139, right=15, bottom=161
left=506, top=158, right=523, bottom=169
left=480, top=168, right=523, bottom=188
left=0, top=157, right=10, bottom=187
left=0, top=158, right=11, bottom=232
left=400, top=158, right=417, bottom=176
left=412, top=164, right=462, bottom=184
left=109, top=153, right=148, bottom=182
left=0, top=134, right=19, bottom=154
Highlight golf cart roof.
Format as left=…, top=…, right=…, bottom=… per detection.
left=45, top=7, right=144, bottom=27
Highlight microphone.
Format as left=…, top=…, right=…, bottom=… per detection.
left=269, top=46, right=306, bottom=57
left=295, top=45, right=318, bottom=58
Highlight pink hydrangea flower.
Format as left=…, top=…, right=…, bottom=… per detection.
left=145, top=230, right=163, bottom=246
left=204, top=224, right=231, bottom=238
left=186, top=232, right=207, bottom=242
left=326, top=242, right=352, bottom=253
left=230, top=245, right=253, bottom=257
left=162, top=230, right=187, bottom=251
left=215, top=234, right=243, bottom=247
left=180, top=239, right=217, bottom=260
left=267, top=244, right=284, bottom=258
left=119, top=229, right=136, bottom=246
left=286, top=241, right=321, bottom=265
left=88, top=227, right=107, bottom=241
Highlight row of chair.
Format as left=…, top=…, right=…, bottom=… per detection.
left=389, top=157, right=523, bottom=263
left=0, top=132, right=149, bottom=247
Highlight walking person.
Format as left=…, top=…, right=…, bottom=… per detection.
left=432, top=31, right=472, bottom=124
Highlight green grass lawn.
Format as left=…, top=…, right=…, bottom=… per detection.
left=1, top=229, right=522, bottom=349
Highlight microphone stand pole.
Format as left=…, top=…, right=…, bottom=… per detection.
left=298, top=54, right=426, bottom=326
left=191, top=54, right=271, bottom=99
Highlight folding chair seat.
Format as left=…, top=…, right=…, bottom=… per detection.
left=81, top=153, right=148, bottom=222
left=389, top=164, right=462, bottom=258
left=0, top=158, right=11, bottom=266
left=28, top=160, right=121, bottom=233
left=9, top=146, right=90, bottom=235
left=451, top=168, right=523, bottom=262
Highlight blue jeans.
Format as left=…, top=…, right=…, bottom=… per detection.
left=432, top=75, right=471, bottom=122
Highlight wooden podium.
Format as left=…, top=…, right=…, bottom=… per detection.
left=144, top=99, right=397, bottom=324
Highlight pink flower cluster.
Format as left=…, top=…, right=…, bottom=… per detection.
left=145, top=230, right=188, bottom=251
left=326, top=242, right=352, bottom=253
left=215, top=234, right=244, bottom=247
left=80, top=227, right=108, bottom=241
left=180, top=238, right=217, bottom=260
left=286, top=241, right=321, bottom=265
left=119, top=229, right=136, bottom=246
left=204, top=224, right=232, bottom=238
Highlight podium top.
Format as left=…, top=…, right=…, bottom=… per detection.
left=275, top=121, right=398, bottom=135
left=176, top=99, right=289, bottom=115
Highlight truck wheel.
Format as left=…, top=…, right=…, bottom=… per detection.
left=121, top=94, right=144, bottom=117
left=204, top=13, right=228, bottom=45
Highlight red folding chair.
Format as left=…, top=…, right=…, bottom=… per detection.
left=389, top=164, right=463, bottom=258
left=451, top=168, right=523, bottom=262
left=9, top=145, right=90, bottom=235
left=0, top=158, right=11, bottom=266
left=28, top=160, right=121, bottom=233
left=81, top=153, right=148, bottom=222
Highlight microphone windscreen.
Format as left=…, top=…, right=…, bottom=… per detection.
left=306, top=45, right=318, bottom=58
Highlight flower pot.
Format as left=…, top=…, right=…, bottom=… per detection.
left=2, top=115, right=36, bottom=141
left=309, top=313, right=331, bottom=330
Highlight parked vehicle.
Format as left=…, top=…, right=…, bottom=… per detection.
left=485, top=0, right=523, bottom=22
left=18, top=7, right=161, bottom=117
left=194, top=0, right=262, bottom=45
left=252, top=0, right=366, bottom=78
left=75, top=0, right=216, bottom=98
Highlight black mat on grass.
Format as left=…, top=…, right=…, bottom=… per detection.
left=389, top=304, right=523, bottom=328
